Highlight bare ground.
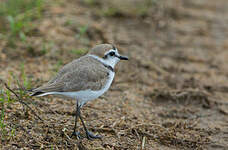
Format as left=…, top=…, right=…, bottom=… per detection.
left=1, top=0, right=228, bottom=149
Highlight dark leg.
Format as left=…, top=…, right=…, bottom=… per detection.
left=71, top=101, right=81, bottom=139
left=78, top=110, right=102, bottom=140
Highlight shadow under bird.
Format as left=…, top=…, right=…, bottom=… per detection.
left=30, top=44, right=128, bottom=140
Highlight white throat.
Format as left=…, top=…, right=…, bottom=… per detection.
left=88, top=54, right=119, bottom=69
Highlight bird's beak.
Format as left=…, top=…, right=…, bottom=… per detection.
left=117, top=55, right=128, bottom=60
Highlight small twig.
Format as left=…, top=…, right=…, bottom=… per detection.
left=133, top=128, right=141, bottom=140
left=137, top=130, right=155, bottom=139
left=62, top=128, right=71, bottom=140
left=2, top=81, right=43, bottom=122
left=141, top=136, right=146, bottom=150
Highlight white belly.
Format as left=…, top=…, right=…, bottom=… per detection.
left=42, top=71, right=115, bottom=106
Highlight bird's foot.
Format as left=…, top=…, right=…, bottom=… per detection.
left=70, top=131, right=82, bottom=139
left=86, top=131, right=102, bottom=140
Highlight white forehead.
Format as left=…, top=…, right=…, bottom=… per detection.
left=104, top=48, right=119, bottom=55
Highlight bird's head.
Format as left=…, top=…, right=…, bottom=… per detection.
left=88, top=44, right=128, bottom=68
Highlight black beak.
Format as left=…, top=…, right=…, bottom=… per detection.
left=117, top=55, right=128, bottom=60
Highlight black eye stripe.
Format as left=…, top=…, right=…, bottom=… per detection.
left=103, top=51, right=116, bottom=59
left=109, top=51, right=115, bottom=56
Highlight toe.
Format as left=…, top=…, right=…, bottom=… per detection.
left=86, top=131, right=102, bottom=140
left=71, top=131, right=81, bottom=139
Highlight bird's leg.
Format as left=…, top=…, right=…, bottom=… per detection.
left=78, top=109, right=102, bottom=140
left=71, top=100, right=81, bottom=139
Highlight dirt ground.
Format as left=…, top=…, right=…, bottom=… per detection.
left=1, top=0, right=228, bottom=149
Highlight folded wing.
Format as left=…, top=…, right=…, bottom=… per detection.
left=30, top=56, right=109, bottom=96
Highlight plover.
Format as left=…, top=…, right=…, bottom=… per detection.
left=30, top=44, right=128, bottom=140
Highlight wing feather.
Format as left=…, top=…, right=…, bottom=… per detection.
left=31, top=55, right=109, bottom=95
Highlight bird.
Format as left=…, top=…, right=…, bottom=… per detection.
left=30, top=44, right=128, bottom=140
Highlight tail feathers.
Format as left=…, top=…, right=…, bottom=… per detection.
left=30, top=91, right=45, bottom=96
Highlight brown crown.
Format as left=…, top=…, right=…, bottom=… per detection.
left=88, top=44, right=114, bottom=58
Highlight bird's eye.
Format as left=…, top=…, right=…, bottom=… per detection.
left=109, top=51, right=115, bottom=56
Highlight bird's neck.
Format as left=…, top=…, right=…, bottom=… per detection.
left=88, top=54, right=118, bottom=70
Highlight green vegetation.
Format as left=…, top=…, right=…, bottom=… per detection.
left=20, top=63, right=31, bottom=90
left=41, top=41, right=54, bottom=55
left=0, top=0, right=44, bottom=45
left=0, top=91, right=5, bottom=130
left=64, top=19, right=73, bottom=26
left=71, top=48, right=88, bottom=56
left=76, top=25, right=90, bottom=45
left=0, top=85, right=15, bottom=141
left=101, top=7, right=120, bottom=17
left=0, top=66, right=32, bottom=140
left=82, top=0, right=158, bottom=17
left=82, top=0, right=97, bottom=6
left=76, top=25, right=88, bottom=39
left=53, top=60, right=63, bottom=73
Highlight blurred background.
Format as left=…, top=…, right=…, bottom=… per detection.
left=0, top=0, right=228, bottom=149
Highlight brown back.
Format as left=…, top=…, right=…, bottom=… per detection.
left=33, top=55, right=110, bottom=92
